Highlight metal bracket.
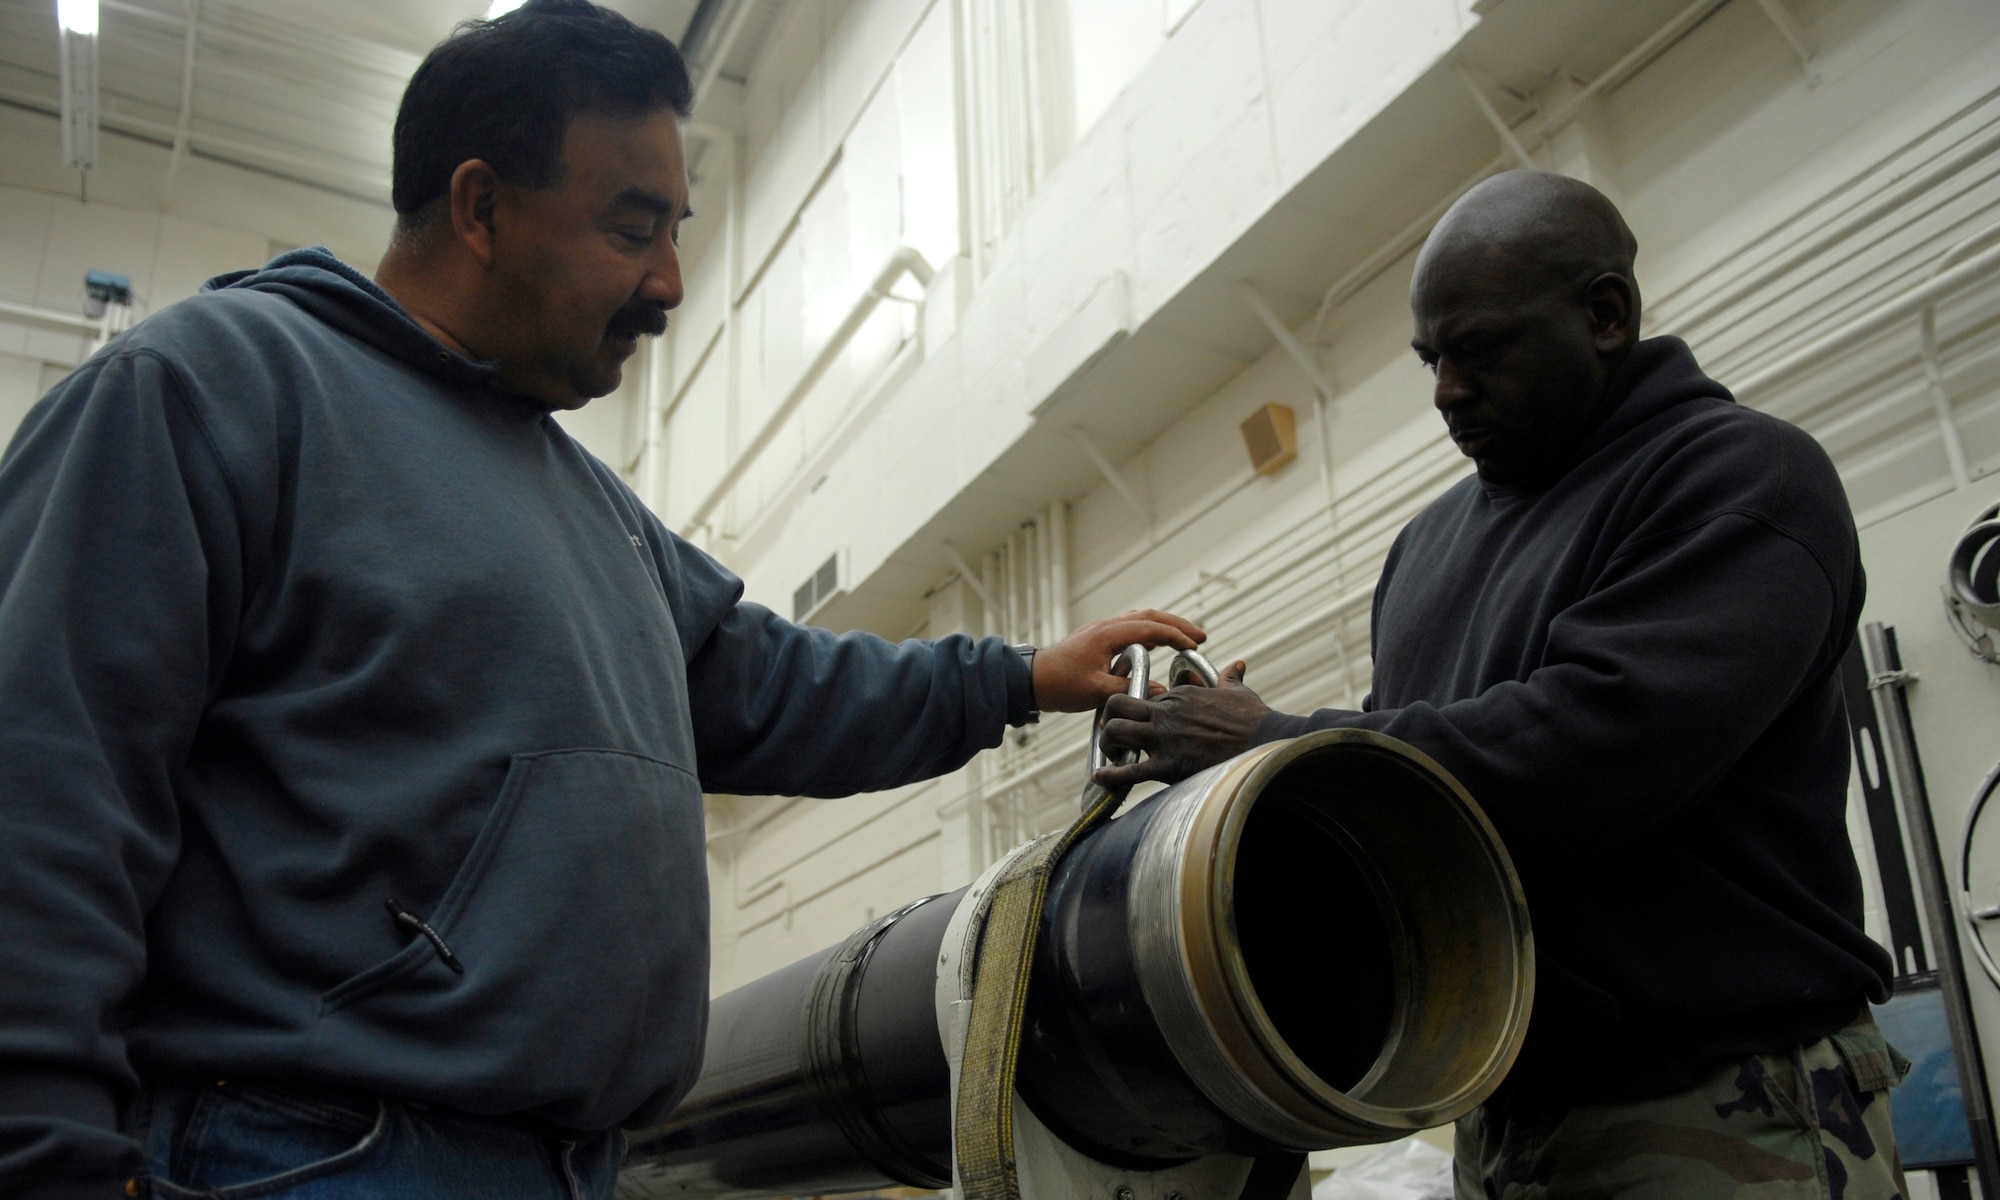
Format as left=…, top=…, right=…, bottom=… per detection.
left=1068, top=428, right=1150, bottom=523
left=1866, top=667, right=1920, bottom=692
left=1753, top=0, right=1820, bottom=83
left=1452, top=62, right=1536, bottom=169
left=942, top=542, right=1003, bottom=618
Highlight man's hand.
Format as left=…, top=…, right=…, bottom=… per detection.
left=1094, top=660, right=1271, bottom=788
left=1032, top=610, right=1206, bottom=712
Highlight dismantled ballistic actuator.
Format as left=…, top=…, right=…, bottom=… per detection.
left=621, top=729, right=1535, bottom=1199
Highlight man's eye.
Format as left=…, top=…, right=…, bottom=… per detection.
left=618, top=231, right=654, bottom=248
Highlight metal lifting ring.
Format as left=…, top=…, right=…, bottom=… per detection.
left=1086, top=643, right=1224, bottom=789
left=1087, top=645, right=1151, bottom=780
left=1960, top=758, right=2000, bottom=992
left=1944, top=502, right=2000, bottom=663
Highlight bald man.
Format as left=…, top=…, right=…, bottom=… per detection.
left=1100, top=171, right=1906, bottom=1198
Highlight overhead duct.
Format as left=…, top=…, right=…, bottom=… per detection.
left=622, top=729, right=1533, bottom=1199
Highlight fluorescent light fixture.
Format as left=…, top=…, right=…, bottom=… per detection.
left=485, top=0, right=525, bottom=16
left=56, top=0, right=98, bottom=171
left=57, top=0, right=98, bottom=36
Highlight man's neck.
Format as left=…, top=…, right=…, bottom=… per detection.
left=374, top=243, right=479, bottom=360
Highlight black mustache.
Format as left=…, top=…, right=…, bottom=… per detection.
left=607, top=304, right=669, bottom=338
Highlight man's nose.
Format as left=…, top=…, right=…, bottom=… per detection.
left=639, top=243, right=684, bottom=310
left=1432, top=358, right=1474, bottom=412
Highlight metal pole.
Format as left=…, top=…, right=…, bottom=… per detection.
left=1861, top=623, right=2000, bottom=1197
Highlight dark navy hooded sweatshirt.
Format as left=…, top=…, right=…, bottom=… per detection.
left=0, top=249, right=1031, bottom=1194
left=1258, top=336, right=1894, bottom=1106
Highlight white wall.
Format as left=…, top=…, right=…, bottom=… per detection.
left=0, top=95, right=396, bottom=451
left=0, top=182, right=270, bottom=444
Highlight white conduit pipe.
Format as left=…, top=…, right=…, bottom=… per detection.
left=0, top=298, right=105, bottom=338
left=1048, top=500, right=1071, bottom=637
left=682, top=247, right=935, bottom=535
left=1731, top=238, right=2000, bottom=399
left=1917, top=223, right=2000, bottom=489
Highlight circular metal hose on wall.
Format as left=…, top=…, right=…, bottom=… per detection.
left=620, top=730, right=1533, bottom=1199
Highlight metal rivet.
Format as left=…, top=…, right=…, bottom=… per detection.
left=1114, top=1188, right=1135, bottom=1200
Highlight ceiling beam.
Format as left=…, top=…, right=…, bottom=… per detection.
left=0, top=86, right=391, bottom=206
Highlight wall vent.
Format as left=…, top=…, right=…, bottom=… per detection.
left=792, top=550, right=847, bottom=623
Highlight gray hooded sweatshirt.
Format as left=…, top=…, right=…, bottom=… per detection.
left=0, top=249, right=1030, bottom=1195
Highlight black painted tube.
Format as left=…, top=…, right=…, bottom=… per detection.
left=620, top=888, right=963, bottom=1197
left=621, top=731, right=1533, bottom=1200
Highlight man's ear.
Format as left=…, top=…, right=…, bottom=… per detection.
left=1584, top=272, right=1637, bottom=355
left=447, top=160, right=502, bottom=269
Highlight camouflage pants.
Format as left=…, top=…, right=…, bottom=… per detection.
left=1455, top=1013, right=1910, bottom=1199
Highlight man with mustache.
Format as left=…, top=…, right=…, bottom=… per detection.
left=1098, top=170, right=1906, bottom=1198
left=0, top=2, right=1203, bottom=1197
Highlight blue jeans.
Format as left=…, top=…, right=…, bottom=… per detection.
left=132, top=1079, right=623, bottom=1199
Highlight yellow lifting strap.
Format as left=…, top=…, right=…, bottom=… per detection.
left=950, top=645, right=1306, bottom=1200
left=951, top=775, right=1124, bottom=1200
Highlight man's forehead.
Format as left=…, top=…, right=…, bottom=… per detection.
left=562, top=112, right=690, bottom=211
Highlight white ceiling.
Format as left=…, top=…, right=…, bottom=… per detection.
left=0, top=0, right=718, bottom=204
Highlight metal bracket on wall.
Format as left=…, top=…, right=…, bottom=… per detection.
left=1067, top=428, right=1150, bottom=524
left=941, top=542, right=1003, bottom=618
left=1752, top=0, right=1821, bottom=84
left=1452, top=62, right=1537, bottom=170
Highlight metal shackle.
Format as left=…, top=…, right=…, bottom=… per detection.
left=1086, top=643, right=1224, bottom=794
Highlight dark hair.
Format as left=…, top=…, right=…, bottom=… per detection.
left=391, top=0, right=693, bottom=220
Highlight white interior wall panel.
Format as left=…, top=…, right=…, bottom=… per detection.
left=894, top=2, right=962, bottom=272
left=1057, top=0, right=1166, bottom=145
left=0, top=182, right=266, bottom=445
left=665, top=354, right=731, bottom=532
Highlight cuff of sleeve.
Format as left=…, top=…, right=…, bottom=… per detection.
left=1001, top=641, right=1036, bottom=727
left=1253, top=710, right=1314, bottom=745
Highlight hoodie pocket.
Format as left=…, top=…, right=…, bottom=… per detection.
left=314, top=749, right=710, bottom=1127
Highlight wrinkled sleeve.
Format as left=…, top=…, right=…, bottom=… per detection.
left=0, top=352, right=240, bottom=1198
left=1259, top=509, right=1845, bottom=858
left=650, top=528, right=1032, bottom=797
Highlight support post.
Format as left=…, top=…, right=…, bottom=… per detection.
left=1861, top=624, right=2000, bottom=1199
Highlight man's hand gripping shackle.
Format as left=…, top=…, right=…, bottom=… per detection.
left=1084, top=643, right=1221, bottom=809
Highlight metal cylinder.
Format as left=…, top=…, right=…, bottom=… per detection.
left=622, top=730, right=1533, bottom=1198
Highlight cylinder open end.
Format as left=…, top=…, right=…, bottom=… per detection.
left=1176, top=729, right=1534, bottom=1145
